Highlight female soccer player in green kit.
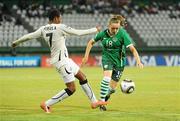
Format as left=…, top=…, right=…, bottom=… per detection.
left=82, top=15, right=144, bottom=111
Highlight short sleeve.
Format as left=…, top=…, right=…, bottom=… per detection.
left=122, top=29, right=133, bottom=48
left=93, top=31, right=104, bottom=42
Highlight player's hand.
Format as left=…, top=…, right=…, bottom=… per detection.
left=81, top=57, right=88, bottom=67
left=12, top=42, right=18, bottom=48
left=136, top=62, right=144, bottom=69
left=96, top=25, right=101, bottom=32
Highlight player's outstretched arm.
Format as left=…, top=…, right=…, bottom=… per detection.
left=12, top=35, right=30, bottom=48
left=129, top=45, right=144, bottom=68
left=62, top=25, right=101, bottom=36
left=82, top=39, right=95, bottom=66
left=11, top=28, right=42, bottom=48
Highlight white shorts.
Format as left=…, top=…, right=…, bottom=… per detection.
left=54, top=58, right=80, bottom=83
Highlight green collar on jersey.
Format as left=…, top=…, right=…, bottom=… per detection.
left=106, top=28, right=121, bottom=37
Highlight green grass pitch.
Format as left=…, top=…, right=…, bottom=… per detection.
left=0, top=66, right=180, bottom=121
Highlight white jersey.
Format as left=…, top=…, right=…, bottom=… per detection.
left=13, top=23, right=97, bottom=66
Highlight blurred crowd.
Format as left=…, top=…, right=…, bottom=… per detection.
left=0, top=0, right=180, bottom=22
left=0, top=0, right=179, bottom=48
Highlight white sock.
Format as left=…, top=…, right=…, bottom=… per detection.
left=81, top=83, right=97, bottom=103
left=45, top=89, right=69, bottom=106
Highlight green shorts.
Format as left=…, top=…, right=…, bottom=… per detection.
left=102, top=60, right=124, bottom=82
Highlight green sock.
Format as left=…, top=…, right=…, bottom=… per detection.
left=100, top=77, right=111, bottom=101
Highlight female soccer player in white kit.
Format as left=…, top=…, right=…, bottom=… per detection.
left=12, top=9, right=107, bottom=113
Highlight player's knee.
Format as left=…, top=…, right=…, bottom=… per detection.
left=65, top=88, right=75, bottom=96
left=102, top=76, right=111, bottom=82
left=79, top=79, right=88, bottom=85
left=75, top=70, right=87, bottom=81
left=112, top=77, right=120, bottom=82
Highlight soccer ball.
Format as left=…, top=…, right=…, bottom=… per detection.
left=120, top=79, right=135, bottom=94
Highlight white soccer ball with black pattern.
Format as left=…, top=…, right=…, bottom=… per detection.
left=120, top=79, right=135, bottom=94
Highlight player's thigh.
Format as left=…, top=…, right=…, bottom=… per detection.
left=68, top=59, right=86, bottom=81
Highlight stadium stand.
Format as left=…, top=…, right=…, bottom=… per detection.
left=11, top=3, right=110, bottom=47
left=128, top=11, right=180, bottom=46
left=0, top=2, right=41, bottom=47
left=0, top=0, right=180, bottom=49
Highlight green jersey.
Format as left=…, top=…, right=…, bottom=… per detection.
left=93, top=27, right=133, bottom=70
